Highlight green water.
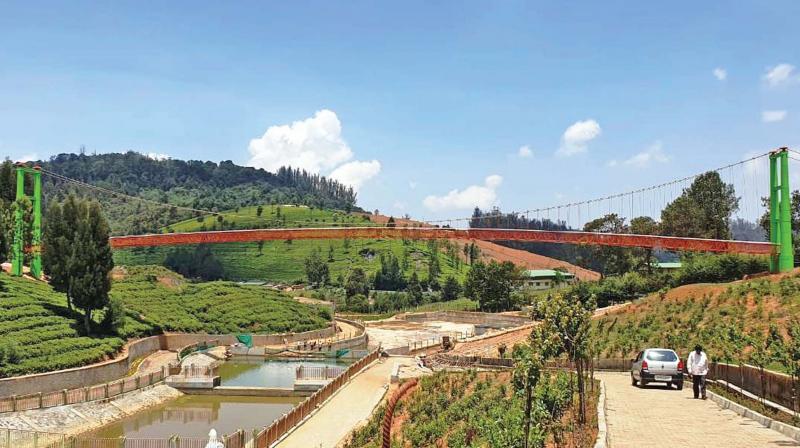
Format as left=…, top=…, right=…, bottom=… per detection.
left=88, top=395, right=301, bottom=438
left=219, top=358, right=353, bottom=388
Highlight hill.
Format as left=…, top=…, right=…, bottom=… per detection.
left=114, top=205, right=468, bottom=284
left=29, top=152, right=359, bottom=235
left=0, top=266, right=330, bottom=377
left=593, top=270, right=800, bottom=364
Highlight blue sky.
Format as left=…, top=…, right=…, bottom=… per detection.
left=1, top=1, right=799, bottom=223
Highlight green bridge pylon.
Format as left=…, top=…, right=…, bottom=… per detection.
left=769, top=148, right=794, bottom=273
left=11, top=163, right=43, bottom=279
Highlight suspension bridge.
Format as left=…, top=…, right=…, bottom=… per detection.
left=8, top=147, right=798, bottom=278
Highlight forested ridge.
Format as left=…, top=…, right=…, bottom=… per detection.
left=11, top=152, right=359, bottom=235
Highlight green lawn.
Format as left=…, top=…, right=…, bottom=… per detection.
left=0, top=266, right=330, bottom=378
left=115, top=205, right=468, bottom=284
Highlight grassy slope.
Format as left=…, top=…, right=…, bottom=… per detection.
left=0, top=266, right=330, bottom=377
left=594, top=271, right=800, bottom=363
left=114, top=205, right=468, bottom=283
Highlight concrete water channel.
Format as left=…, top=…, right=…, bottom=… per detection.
left=86, top=357, right=355, bottom=439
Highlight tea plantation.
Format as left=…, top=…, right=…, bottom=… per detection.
left=0, top=266, right=330, bottom=378
left=114, top=205, right=467, bottom=283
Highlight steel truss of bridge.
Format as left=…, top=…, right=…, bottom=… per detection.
left=108, top=227, right=776, bottom=255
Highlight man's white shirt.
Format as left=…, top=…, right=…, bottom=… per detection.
left=687, top=351, right=709, bottom=376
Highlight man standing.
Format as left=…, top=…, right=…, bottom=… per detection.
left=687, top=345, right=709, bottom=399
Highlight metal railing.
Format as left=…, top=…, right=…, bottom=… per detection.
left=254, top=348, right=381, bottom=447
left=0, top=349, right=382, bottom=448
left=295, top=365, right=346, bottom=381
left=0, top=368, right=170, bottom=414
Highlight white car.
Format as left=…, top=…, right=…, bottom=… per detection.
left=630, top=348, right=684, bottom=390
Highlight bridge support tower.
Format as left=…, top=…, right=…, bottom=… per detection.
left=11, top=163, right=42, bottom=278
left=769, top=148, right=794, bottom=273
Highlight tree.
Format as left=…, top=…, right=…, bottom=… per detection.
left=164, top=245, right=224, bottom=281
left=512, top=342, right=543, bottom=448
left=43, top=196, right=84, bottom=310
left=427, top=249, right=441, bottom=283
left=406, top=271, right=423, bottom=306
left=578, top=214, right=631, bottom=278
left=328, top=243, right=335, bottom=262
left=256, top=205, right=264, bottom=217
left=441, top=275, right=461, bottom=301
left=629, top=216, right=660, bottom=274
left=257, top=240, right=264, bottom=255
left=68, top=201, right=114, bottom=335
left=464, top=260, right=517, bottom=312
left=373, top=253, right=405, bottom=291
left=386, top=216, right=396, bottom=228
left=344, top=267, right=369, bottom=298
left=304, top=248, right=329, bottom=287
left=661, top=171, right=739, bottom=239
left=532, top=284, right=595, bottom=424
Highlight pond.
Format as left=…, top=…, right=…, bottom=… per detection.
left=88, top=395, right=301, bottom=438
left=218, top=357, right=354, bottom=388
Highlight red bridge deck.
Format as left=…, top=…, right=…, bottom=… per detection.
left=109, top=227, right=776, bottom=255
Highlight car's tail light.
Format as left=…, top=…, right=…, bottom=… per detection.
left=641, top=360, right=648, bottom=371
left=678, top=360, right=684, bottom=372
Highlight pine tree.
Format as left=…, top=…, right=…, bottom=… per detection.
left=43, top=196, right=114, bottom=333
left=69, top=201, right=114, bottom=335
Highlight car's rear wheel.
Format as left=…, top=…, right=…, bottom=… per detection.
left=631, top=374, right=638, bottom=386
left=666, top=382, right=673, bottom=388
left=676, top=382, right=684, bottom=391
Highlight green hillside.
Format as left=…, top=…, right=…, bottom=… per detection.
left=594, top=271, right=800, bottom=368
left=0, top=266, right=330, bottom=378
left=114, top=205, right=467, bottom=284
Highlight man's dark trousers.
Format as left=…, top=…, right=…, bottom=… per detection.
left=692, top=374, right=706, bottom=399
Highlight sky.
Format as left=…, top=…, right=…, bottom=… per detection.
left=1, top=1, right=799, bottom=224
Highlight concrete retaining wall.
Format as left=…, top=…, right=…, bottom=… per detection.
left=0, top=325, right=339, bottom=398
left=401, top=311, right=530, bottom=328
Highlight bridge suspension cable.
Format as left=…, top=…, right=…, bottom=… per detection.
left=422, top=150, right=775, bottom=228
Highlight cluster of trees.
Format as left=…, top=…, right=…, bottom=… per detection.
left=304, top=240, right=467, bottom=313
left=473, top=172, right=754, bottom=278
left=513, top=283, right=596, bottom=446
left=42, top=195, right=117, bottom=335
left=32, top=152, right=359, bottom=235
left=163, top=245, right=225, bottom=281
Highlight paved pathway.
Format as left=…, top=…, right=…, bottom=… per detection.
left=597, top=372, right=800, bottom=448
left=276, top=357, right=417, bottom=448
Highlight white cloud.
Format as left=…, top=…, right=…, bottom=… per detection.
left=518, top=145, right=533, bottom=158
left=248, top=109, right=354, bottom=173
left=408, top=181, right=417, bottom=190
left=423, top=175, right=503, bottom=211
left=763, top=63, right=796, bottom=87
left=606, top=159, right=618, bottom=168
left=393, top=201, right=407, bottom=210
left=713, top=68, right=727, bottom=81
left=247, top=109, right=381, bottom=192
left=762, top=110, right=788, bottom=123
left=15, top=153, right=38, bottom=163
left=622, top=141, right=670, bottom=167
left=557, top=119, right=601, bottom=156
left=329, top=160, right=381, bottom=193
left=145, top=152, right=171, bottom=161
